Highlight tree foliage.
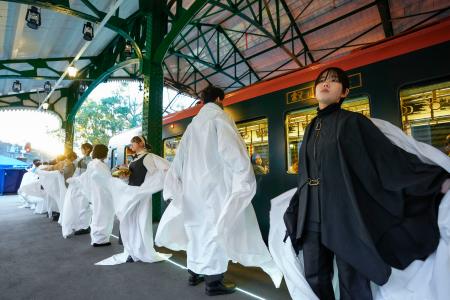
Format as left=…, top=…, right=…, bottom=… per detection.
left=74, top=83, right=142, bottom=146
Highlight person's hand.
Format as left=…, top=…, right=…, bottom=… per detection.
left=441, top=178, right=450, bottom=194
left=119, top=173, right=129, bottom=180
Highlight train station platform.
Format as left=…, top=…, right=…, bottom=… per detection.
left=0, top=195, right=290, bottom=300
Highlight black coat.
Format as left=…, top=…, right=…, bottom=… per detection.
left=284, top=107, right=448, bottom=285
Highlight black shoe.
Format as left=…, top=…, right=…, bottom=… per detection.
left=188, top=274, right=205, bottom=286
left=126, top=255, right=134, bottom=263
left=52, top=212, right=60, bottom=221
left=92, top=242, right=111, bottom=247
left=74, top=227, right=90, bottom=235
left=205, top=280, right=236, bottom=296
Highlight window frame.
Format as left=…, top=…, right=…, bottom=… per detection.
left=235, top=116, right=271, bottom=176
left=284, top=95, right=372, bottom=175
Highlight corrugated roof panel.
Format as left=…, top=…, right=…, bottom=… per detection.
left=304, top=6, right=381, bottom=61
left=390, top=0, right=450, bottom=34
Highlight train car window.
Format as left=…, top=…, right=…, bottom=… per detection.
left=163, top=136, right=182, bottom=162
left=400, top=81, right=450, bottom=151
left=236, top=118, right=270, bottom=175
left=286, top=97, right=370, bottom=174
left=124, top=145, right=135, bottom=165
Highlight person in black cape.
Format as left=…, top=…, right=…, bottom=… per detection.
left=283, top=67, right=450, bottom=299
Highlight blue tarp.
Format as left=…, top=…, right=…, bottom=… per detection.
left=0, top=155, right=29, bottom=169
left=0, top=155, right=28, bottom=195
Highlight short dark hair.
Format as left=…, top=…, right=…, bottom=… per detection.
left=92, top=144, right=108, bottom=159
left=200, top=85, right=225, bottom=104
left=81, top=143, right=93, bottom=155
left=314, top=67, right=350, bottom=103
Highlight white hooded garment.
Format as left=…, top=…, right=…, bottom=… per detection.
left=96, top=153, right=171, bottom=265
left=268, top=117, right=450, bottom=300
left=18, top=170, right=45, bottom=210
left=61, top=171, right=92, bottom=238
left=155, top=103, right=282, bottom=287
left=77, top=159, right=114, bottom=245
left=36, top=169, right=67, bottom=218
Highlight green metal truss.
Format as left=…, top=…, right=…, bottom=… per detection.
left=160, top=0, right=382, bottom=96
left=0, top=57, right=95, bottom=80
left=0, top=88, right=71, bottom=121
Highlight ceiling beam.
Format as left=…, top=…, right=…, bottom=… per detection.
left=153, top=0, right=209, bottom=63
left=376, top=0, right=394, bottom=37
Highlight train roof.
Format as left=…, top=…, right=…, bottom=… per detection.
left=108, top=127, right=141, bottom=148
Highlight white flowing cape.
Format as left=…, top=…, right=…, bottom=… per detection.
left=61, top=170, right=92, bottom=238
left=77, top=159, right=114, bottom=245
left=36, top=169, right=67, bottom=218
left=268, top=118, right=450, bottom=300
left=17, top=171, right=46, bottom=211
left=155, top=103, right=282, bottom=287
left=96, top=154, right=171, bottom=265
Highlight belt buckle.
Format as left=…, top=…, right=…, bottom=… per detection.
left=307, top=178, right=320, bottom=186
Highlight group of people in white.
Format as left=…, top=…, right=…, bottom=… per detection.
left=17, top=67, right=450, bottom=299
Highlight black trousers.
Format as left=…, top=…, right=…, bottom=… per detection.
left=302, top=231, right=373, bottom=300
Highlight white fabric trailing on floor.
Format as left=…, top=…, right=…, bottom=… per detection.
left=36, top=169, right=66, bottom=218
left=17, top=171, right=45, bottom=211
left=156, top=103, right=282, bottom=287
left=61, top=174, right=92, bottom=238
left=96, top=154, right=172, bottom=265
left=76, top=159, right=114, bottom=245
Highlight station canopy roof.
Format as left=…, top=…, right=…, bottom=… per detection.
left=0, top=0, right=449, bottom=117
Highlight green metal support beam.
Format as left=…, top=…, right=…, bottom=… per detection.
left=376, top=0, right=394, bottom=38
left=199, top=0, right=304, bottom=67
left=0, top=57, right=95, bottom=80
left=145, top=0, right=207, bottom=220
left=64, top=85, right=80, bottom=154
left=279, top=0, right=314, bottom=63
left=170, top=50, right=246, bottom=87
left=153, top=0, right=209, bottom=64
left=141, top=0, right=167, bottom=222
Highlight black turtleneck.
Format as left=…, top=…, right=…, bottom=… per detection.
left=317, top=102, right=341, bottom=117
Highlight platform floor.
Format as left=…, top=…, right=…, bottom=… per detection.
left=0, top=195, right=290, bottom=300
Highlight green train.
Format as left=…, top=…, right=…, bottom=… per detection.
left=109, top=19, right=450, bottom=240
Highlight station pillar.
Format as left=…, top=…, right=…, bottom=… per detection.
left=64, top=86, right=78, bottom=155
left=141, top=0, right=167, bottom=221
left=64, top=121, right=74, bottom=155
